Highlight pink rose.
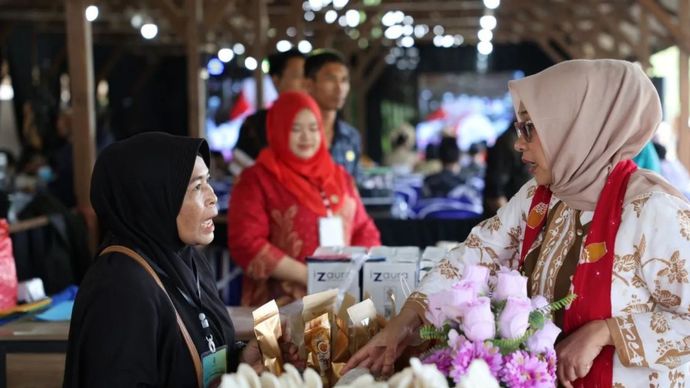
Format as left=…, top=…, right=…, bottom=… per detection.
left=449, top=280, right=478, bottom=317
left=531, top=295, right=549, bottom=310
left=498, top=297, right=531, bottom=339
left=462, top=297, right=495, bottom=342
left=493, top=270, right=528, bottom=300
left=425, top=291, right=450, bottom=327
left=526, top=321, right=561, bottom=353
left=463, top=265, right=490, bottom=294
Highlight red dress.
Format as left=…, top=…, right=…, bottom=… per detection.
left=228, top=163, right=381, bottom=306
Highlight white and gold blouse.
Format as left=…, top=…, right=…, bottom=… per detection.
left=407, top=179, right=690, bottom=387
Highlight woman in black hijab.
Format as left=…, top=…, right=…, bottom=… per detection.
left=64, top=132, right=258, bottom=387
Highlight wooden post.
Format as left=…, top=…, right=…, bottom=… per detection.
left=254, top=0, right=268, bottom=110
left=65, top=0, right=97, bottom=252
left=639, top=6, right=651, bottom=71
left=679, top=0, right=690, bottom=169
left=186, top=0, right=204, bottom=139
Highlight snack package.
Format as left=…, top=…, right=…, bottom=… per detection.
left=253, top=300, right=284, bottom=375
left=302, top=289, right=338, bottom=323
left=305, top=312, right=332, bottom=387
left=346, top=299, right=379, bottom=355
left=330, top=315, right=350, bottom=381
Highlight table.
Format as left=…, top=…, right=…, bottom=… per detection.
left=0, top=319, right=69, bottom=388
left=0, top=307, right=254, bottom=388
left=374, top=217, right=481, bottom=248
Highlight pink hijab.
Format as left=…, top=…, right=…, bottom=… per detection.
left=508, top=59, right=685, bottom=211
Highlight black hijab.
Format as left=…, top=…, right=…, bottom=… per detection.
left=90, top=131, right=234, bottom=356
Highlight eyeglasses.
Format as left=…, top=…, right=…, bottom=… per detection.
left=514, top=120, right=535, bottom=142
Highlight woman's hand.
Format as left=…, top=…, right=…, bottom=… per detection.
left=342, top=307, right=423, bottom=378
left=239, top=340, right=264, bottom=374
left=279, top=325, right=306, bottom=370
left=555, top=320, right=613, bottom=388
left=240, top=326, right=305, bottom=374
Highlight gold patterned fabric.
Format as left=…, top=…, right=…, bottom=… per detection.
left=409, top=179, right=690, bottom=387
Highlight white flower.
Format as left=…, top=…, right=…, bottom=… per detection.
left=458, top=359, right=500, bottom=388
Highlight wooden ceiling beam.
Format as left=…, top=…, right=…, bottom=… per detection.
left=147, top=0, right=186, bottom=37
left=378, top=1, right=485, bottom=12
left=638, top=0, right=690, bottom=54
left=535, top=38, right=566, bottom=63
left=204, top=0, right=237, bottom=34
left=589, top=2, right=639, bottom=59
left=522, top=7, right=582, bottom=59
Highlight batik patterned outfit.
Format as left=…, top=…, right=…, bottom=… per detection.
left=404, top=60, right=690, bottom=387
left=407, top=180, right=690, bottom=387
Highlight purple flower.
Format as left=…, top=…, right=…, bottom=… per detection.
left=449, top=280, right=478, bottom=317
left=499, top=297, right=532, bottom=339
left=526, top=321, right=561, bottom=353
left=422, top=347, right=454, bottom=376
left=544, top=350, right=557, bottom=378
left=426, top=291, right=450, bottom=327
left=463, top=265, right=490, bottom=294
left=500, top=350, right=556, bottom=388
left=494, top=270, right=528, bottom=300
left=449, top=340, right=502, bottom=384
left=462, top=297, right=495, bottom=342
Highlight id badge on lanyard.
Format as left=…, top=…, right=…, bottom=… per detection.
left=317, top=189, right=345, bottom=246
left=319, top=216, right=345, bottom=246
left=202, top=345, right=227, bottom=388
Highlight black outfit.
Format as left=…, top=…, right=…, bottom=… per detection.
left=63, top=132, right=237, bottom=388
left=235, top=110, right=361, bottom=177
left=483, top=129, right=531, bottom=215
left=423, top=169, right=466, bottom=197
left=235, top=109, right=269, bottom=160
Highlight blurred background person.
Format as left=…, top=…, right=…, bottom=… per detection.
left=304, top=49, right=361, bottom=178
left=228, top=92, right=380, bottom=307
left=483, top=122, right=531, bottom=216
left=423, top=136, right=465, bottom=197
left=633, top=141, right=662, bottom=173
left=384, top=122, right=417, bottom=175
left=235, top=49, right=306, bottom=160
left=654, top=141, right=690, bottom=199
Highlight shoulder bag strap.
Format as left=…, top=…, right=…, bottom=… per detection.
left=100, top=245, right=203, bottom=388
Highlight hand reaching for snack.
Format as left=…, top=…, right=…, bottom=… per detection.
left=280, top=325, right=306, bottom=370
left=343, top=306, right=422, bottom=377
left=239, top=340, right=264, bottom=374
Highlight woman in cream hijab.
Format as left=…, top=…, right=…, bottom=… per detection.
left=346, top=60, right=690, bottom=388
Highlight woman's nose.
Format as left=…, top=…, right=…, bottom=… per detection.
left=207, top=187, right=218, bottom=207
left=514, top=137, right=526, bottom=152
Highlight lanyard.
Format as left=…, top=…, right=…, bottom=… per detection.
left=176, top=259, right=217, bottom=353
left=135, top=248, right=217, bottom=354
left=320, top=190, right=334, bottom=217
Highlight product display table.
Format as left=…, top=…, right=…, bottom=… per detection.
left=0, top=306, right=255, bottom=388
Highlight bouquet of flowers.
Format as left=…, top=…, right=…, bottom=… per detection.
left=420, top=265, right=575, bottom=388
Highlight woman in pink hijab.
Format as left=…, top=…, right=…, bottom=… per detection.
left=346, top=60, right=690, bottom=388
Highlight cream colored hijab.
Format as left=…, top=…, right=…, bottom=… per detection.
left=508, top=59, right=685, bottom=211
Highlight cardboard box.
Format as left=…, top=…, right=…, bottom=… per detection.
left=362, top=256, right=419, bottom=319
left=307, top=247, right=364, bottom=301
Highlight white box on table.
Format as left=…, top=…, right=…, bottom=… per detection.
left=307, top=247, right=364, bottom=301
left=362, top=252, right=419, bottom=319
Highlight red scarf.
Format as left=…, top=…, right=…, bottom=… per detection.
left=256, top=91, right=346, bottom=216
left=520, top=160, right=638, bottom=388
